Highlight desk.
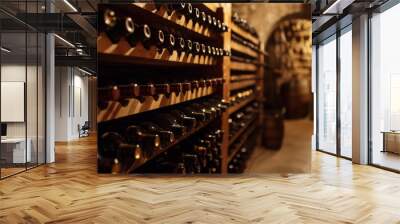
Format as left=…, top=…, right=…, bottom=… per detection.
left=382, top=131, right=400, bottom=154
left=1, top=138, right=31, bottom=164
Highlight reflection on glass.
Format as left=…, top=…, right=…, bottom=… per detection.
left=371, top=4, right=400, bottom=171
left=317, top=36, right=337, bottom=154
left=1, top=31, right=28, bottom=177
left=340, top=28, right=352, bottom=158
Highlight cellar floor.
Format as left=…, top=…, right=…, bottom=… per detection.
left=1, top=135, right=400, bottom=223
left=246, top=118, right=313, bottom=173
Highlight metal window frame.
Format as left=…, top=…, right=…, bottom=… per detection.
left=315, top=20, right=353, bottom=161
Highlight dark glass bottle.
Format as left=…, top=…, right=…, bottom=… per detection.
left=154, top=114, right=187, bottom=137
left=169, top=110, right=197, bottom=130
left=125, top=125, right=161, bottom=159
left=141, top=122, right=175, bottom=146
left=103, top=10, right=135, bottom=43
left=127, top=24, right=152, bottom=48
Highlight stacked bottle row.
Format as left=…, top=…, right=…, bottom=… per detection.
left=228, top=89, right=255, bottom=106
left=98, top=97, right=227, bottom=173
left=229, top=101, right=259, bottom=141
left=148, top=3, right=228, bottom=33
left=232, top=33, right=259, bottom=53
left=100, top=7, right=230, bottom=56
left=98, top=77, right=224, bottom=108
left=137, top=125, right=222, bottom=174
left=232, top=11, right=259, bottom=38
left=228, top=128, right=258, bottom=173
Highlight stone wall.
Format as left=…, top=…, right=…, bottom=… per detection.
left=233, top=3, right=312, bottom=118
left=232, top=3, right=311, bottom=46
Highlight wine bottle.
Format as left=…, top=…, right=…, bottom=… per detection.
left=170, top=109, right=197, bottom=130
left=194, top=42, right=201, bottom=54
left=154, top=83, right=170, bottom=99
left=201, top=43, right=206, bottom=55
left=191, top=80, right=199, bottom=91
left=141, top=122, right=175, bottom=146
left=186, top=39, right=193, bottom=53
left=185, top=3, right=193, bottom=17
left=181, top=82, right=191, bottom=93
left=127, top=24, right=152, bottom=48
left=179, top=106, right=207, bottom=123
left=103, top=10, right=135, bottom=43
left=212, top=17, right=217, bottom=28
left=207, top=45, right=212, bottom=55
left=100, top=131, right=142, bottom=172
left=177, top=37, right=185, bottom=53
left=166, top=33, right=175, bottom=53
left=201, top=11, right=207, bottom=24
left=207, top=15, right=212, bottom=26
left=125, top=125, right=161, bottom=159
left=154, top=114, right=187, bottom=137
left=217, top=19, right=222, bottom=31
left=194, top=8, right=200, bottom=22
left=154, top=29, right=165, bottom=52
left=170, top=82, right=182, bottom=95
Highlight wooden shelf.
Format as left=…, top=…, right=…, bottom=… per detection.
left=229, top=114, right=258, bottom=146
left=230, top=74, right=257, bottom=82
left=127, top=116, right=219, bottom=173
left=228, top=95, right=256, bottom=115
left=228, top=122, right=258, bottom=163
left=98, top=86, right=216, bottom=122
left=231, top=61, right=257, bottom=72
left=98, top=34, right=219, bottom=67
left=231, top=23, right=260, bottom=46
left=231, top=40, right=258, bottom=58
left=132, top=3, right=222, bottom=38
left=230, top=80, right=256, bottom=91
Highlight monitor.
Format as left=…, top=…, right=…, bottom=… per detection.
left=1, top=123, right=7, bottom=137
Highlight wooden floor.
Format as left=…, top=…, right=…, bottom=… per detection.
left=246, top=119, right=312, bottom=173
left=1, top=135, right=400, bottom=223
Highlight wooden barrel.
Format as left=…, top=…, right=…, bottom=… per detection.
left=262, top=110, right=284, bottom=149
left=281, top=77, right=311, bottom=119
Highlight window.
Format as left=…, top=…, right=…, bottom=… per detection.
left=339, top=27, right=352, bottom=158
left=317, top=35, right=337, bottom=154
left=370, top=3, right=400, bottom=171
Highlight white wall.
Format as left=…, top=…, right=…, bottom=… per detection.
left=55, top=66, right=89, bottom=141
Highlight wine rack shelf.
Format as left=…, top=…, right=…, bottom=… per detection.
left=231, top=61, right=258, bottom=72
left=229, top=114, right=258, bottom=146
left=230, top=79, right=256, bottom=91
left=98, top=3, right=265, bottom=174
left=98, top=86, right=218, bottom=122
left=230, top=74, right=257, bottom=81
left=228, top=124, right=258, bottom=163
left=231, top=23, right=260, bottom=46
left=126, top=116, right=219, bottom=173
left=132, top=3, right=222, bottom=38
left=98, top=40, right=218, bottom=67
left=228, top=95, right=256, bottom=115
left=231, top=41, right=258, bottom=58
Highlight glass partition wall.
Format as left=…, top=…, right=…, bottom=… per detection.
left=316, top=25, right=352, bottom=159
left=370, top=3, right=400, bottom=171
left=0, top=2, right=46, bottom=179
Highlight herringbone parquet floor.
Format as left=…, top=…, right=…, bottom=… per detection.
left=1, top=135, right=400, bottom=223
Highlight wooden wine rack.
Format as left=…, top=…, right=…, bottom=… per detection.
left=97, top=3, right=265, bottom=174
